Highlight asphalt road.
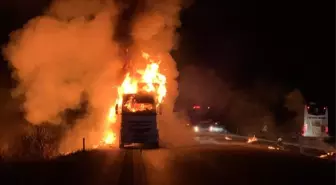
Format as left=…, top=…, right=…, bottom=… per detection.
left=195, top=132, right=336, bottom=156
left=0, top=144, right=334, bottom=185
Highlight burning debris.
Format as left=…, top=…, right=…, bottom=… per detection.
left=225, top=136, right=232, bottom=140
left=267, top=146, right=280, bottom=150
left=319, top=152, right=334, bottom=159
left=247, top=135, right=258, bottom=143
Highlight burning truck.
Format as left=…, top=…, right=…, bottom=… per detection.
left=116, top=83, right=162, bottom=149
left=100, top=52, right=166, bottom=149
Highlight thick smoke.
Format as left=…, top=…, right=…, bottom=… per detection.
left=3, top=0, right=123, bottom=152
left=4, top=0, right=121, bottom=124
left=3, top=0, right=192, bottom=152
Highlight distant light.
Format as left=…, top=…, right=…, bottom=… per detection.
left=193, top=105, right=201, bottom=109
left=302, top=123, right=308, bottom=135
left=324, top=107, right=327, bottom=110
left=209, top=126, right=213, bottom=132
left=193, top=126, right=199, bottom=132
left=209, top=125, right=223, bottom=132
left=307, top=106, right=310, bottom=109
left=208, top=106, right=210, bottom=109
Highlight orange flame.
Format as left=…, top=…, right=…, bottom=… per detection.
left=247, top=135, right=258, bottom=143
left=319, top=152, right=334, bottom=158
left=267, top=146, right=280, bottom=150
left=225, top=136, right=232, bottom=140
left=100, top=51, right=167, bottom=146
left=101, top=104, right=118, bottom=145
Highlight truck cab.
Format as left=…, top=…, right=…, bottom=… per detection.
left=116, top=93, right=160, bottom=149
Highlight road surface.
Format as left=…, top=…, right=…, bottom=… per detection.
left=0, top=144, right=334, bottom=185
left=195, top=132, right=336, bottom=156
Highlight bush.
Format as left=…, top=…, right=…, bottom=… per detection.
left=0, top=124, right=65, bottom=161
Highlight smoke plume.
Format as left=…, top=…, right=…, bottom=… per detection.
left=3, top=0, right=123, bottom=152
left=3, top=0, right=191, bottom=152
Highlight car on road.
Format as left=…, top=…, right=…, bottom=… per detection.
left=209, top=122, right=229, bottom=133
left=192, top=120, right=212, bottom=132
left=193, top=120, right=228, bottom=134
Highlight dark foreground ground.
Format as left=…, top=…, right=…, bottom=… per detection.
left=0, top=144, right=334, bottom=185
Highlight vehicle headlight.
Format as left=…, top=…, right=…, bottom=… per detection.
left=210, top=126, right=223, bottom=132
left=209, top=126, right=213, bottom=132
left=193, top=126, right=199, bottom=132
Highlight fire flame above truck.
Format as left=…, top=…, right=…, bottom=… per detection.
left=101, top=52, right=167, bottom=146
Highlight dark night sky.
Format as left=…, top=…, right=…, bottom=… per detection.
left=176, top=0, right=334, bottom=103
left=0, top=0, right=334, bottom=102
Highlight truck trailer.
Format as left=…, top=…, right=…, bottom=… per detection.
left=116, top=92, right=161, bottom=149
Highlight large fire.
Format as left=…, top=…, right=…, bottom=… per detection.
left=100, top=51, right=167, bottom=146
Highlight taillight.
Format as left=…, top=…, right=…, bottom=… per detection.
left=193, top=105, right=201, bottom=109
left=325, top=126, right=328, bottom=133
left=302, top=123, right=307, bottom=135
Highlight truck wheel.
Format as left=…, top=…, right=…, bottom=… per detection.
left=150, top=142, right=159, bottom=149
left=119, top=143, right=124, bottom=149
